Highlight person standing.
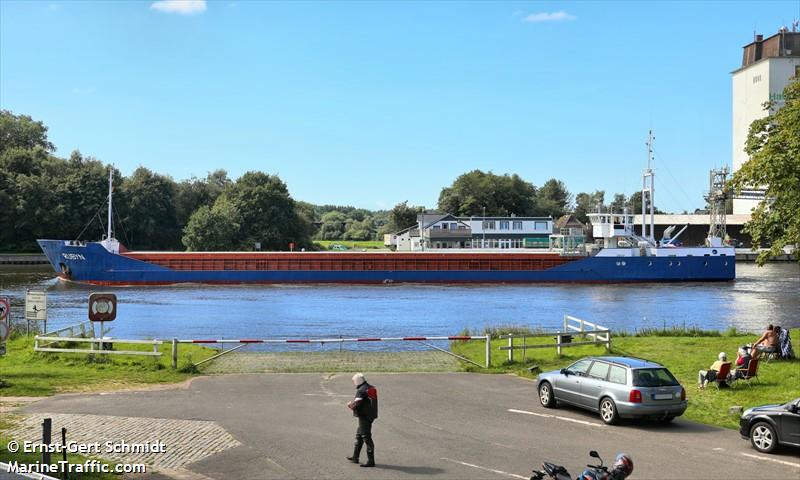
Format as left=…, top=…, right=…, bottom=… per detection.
left=346, top=373, right=378, bottom=467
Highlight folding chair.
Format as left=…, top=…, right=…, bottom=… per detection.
left=733, top=357, right=760, bottom=387
left=712, top=362, right=732, bottom=389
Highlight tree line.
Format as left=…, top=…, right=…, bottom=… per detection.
left=1, top=110, right=659, bottom=252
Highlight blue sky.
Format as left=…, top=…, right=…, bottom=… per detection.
left=1, top=1, right=798, bottom=213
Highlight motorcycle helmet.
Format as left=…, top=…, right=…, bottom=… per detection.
left=612, top=453, right=633, bottom=478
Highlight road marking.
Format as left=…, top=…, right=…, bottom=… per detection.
left=739, top=452, right=800, bottom=469
left=441, top=457, right=528, bottom=479
left=554, top=416, right=603, bottom=427
left=508, top=408, right=553, bottom=418
left=508, top=408, right=603, bottom=427
left=712, top=447, right=724, bottom=451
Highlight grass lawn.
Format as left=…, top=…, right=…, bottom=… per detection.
left=451, top=329, right=800, bottom=429
left=314, top=240, right=387, bottom=250
left=0, top=335, right=216, bottom=397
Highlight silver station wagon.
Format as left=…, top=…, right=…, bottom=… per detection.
left=536, top=356, right=687, bottom=424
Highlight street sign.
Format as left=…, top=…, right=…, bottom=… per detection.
left=88, top=293, right=117, bottom=322
left=25, top=290, right=47, bottom=321
left=0, top=321, right=8, bottom=342
left=0, top=297, right=9, bottom=321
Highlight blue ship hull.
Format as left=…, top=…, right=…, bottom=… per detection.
left=37, top=240, right=736, bottom=285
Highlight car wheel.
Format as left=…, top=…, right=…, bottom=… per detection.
left=539, top=382, right=556, bottom=408
left=599, top=397, right=619, bottom=425
left=750, top=422, right=778, bottom=453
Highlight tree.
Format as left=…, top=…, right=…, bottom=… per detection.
left=175, top=170, right=230, bottom=230
left=537, top=178, right=572, bottom=218
left=438, top=170, right=538, bottom=216
left=731, top=77, right=800, bottom=264
left=573, top=190, right=605, bottom=223
left=0, top=110, right=55, bottom=154
left=316, top=211, right=348, bottom=240
left=182, top=200, right=241, bottom=251
left=343, top=218, right=375, bottom=240
left=118, top=167, right=180, bottom=250
left=386, top=201, right=423, bottom=233
left=220, top=171, right=311, bottom=250
left=609, top=193, right=627, bottom=213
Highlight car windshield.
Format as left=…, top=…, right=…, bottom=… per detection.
left=632, top=368, right=679, bottom=387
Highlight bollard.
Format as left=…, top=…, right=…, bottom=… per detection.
left=507, top=334, right=514, bottom=363
left=42, top=418, right=52, bottom=466
left=485, top=335, right=491, bottom=368
left=62, top=427, right=68, bottom=479
left=172, top=338, right=178, bottom=369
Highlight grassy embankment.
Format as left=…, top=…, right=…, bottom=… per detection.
left=314, top=240, right=386, bottom=250
left=451, top=328, right=800, bottom=429
left=0, top=334, right=216, bottom=397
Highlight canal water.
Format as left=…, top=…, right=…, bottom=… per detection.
left=1, top=264, right=798, bottom=350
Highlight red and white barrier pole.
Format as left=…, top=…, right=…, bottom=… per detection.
left=170, top=335, right=490, bottom=369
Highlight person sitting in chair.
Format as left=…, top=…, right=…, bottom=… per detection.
left=698, top=352, right=727, bottom=389
left=753, top=325, right=779, bottom=358
left=729, top=346, right=752, bottom=382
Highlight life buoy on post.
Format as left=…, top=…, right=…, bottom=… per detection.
left=88, top=293, right=117, bottom=322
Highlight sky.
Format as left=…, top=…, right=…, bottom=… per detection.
left=1, top=0, right=799, bottom=213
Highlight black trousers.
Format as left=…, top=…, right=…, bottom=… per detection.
left=355, top=416, right=374, bottom=453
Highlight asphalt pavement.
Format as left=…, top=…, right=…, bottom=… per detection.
left=14, top=373, right=800, bottom=479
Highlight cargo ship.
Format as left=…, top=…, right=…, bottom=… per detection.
left=37, top=140, right=736, bottom=285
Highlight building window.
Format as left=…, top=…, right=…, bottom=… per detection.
left=441, top=223, right=448, bottom=230
left=499, top=221, right=510, bottom=230
left=753, top=74, right=762, bottom=84
left=512, top=221, right=522, bottom=230
left=534, top=221, right=548, bottom=230
left=483, top=221, right=495, bottom=230
left=433, top=225, right=441, bottom=230
left=450, top=222, right=458, bottom=230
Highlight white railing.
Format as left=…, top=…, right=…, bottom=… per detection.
left=34, top=336, right=162, bottom=357
left=498, top=315, right=611, bottom=361
left=563, top=314, right=611, bottom=353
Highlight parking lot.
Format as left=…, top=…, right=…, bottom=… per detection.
left=10, top=373, right=800, bottom=479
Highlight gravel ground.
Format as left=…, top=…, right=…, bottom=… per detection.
left=201, top=350, right=461, bottom=373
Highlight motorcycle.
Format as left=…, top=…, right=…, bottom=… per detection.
left=530, top=450, right=633, bottom=480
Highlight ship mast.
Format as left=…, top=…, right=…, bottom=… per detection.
left=99, top=166, right=120, bottom=254
left=642, top=131, right=656, bottom=245
left=107, top=166, right=113, bottom=241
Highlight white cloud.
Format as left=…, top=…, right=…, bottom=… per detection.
left=150, top=0, right=207, bottom=15
left=522, top=10, right=576, bottom=23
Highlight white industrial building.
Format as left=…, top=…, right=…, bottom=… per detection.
left=731, top=27, right=800, bottom=214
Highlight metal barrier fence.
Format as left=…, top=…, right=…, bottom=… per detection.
left=171, top=335, right=492, bottom=369
left=34, top=336, right=163, bottom=356
left=43, top=320, right=93, bottom=338
left=498, top=315, right=611, bottom=361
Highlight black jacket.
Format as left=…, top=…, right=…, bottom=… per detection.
left=354, top=382, right=378, bottom=420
